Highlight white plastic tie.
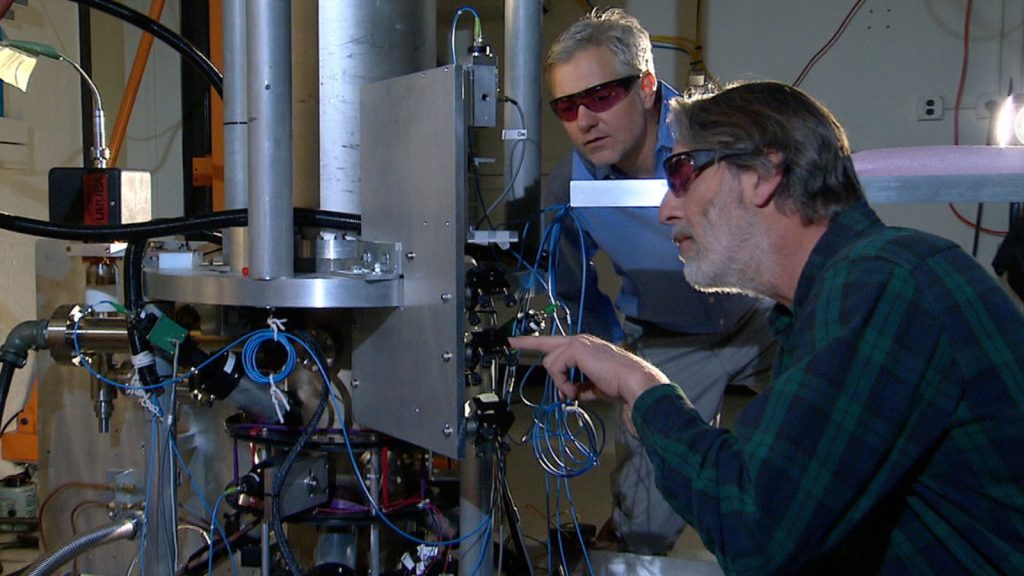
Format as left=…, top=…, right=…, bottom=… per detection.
left=126, top=376, right=162, bottom=417
left=131, top=350, right=155, bottom=369
left=270, top=384, right=290, bottom=424
left=266, top=317, right=288, bottom=341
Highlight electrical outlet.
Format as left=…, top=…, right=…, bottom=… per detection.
left=917, top=96, right=944, bottom=121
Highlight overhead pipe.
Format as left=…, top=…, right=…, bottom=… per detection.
left=222, top=0, right=248, bottom=273
left=246, top=0, right=292, bottom=280
left=503, top=0, right=542, bottom=205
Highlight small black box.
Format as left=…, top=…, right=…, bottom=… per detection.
left=48, top=167, right=152, bottom=225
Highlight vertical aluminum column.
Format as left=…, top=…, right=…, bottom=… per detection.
left=503, top=0, right=542, bottom=202
left=247, top=0, right=293, bottom=280
left=224, top=0, right=248, bottom=273
left=318, top=0, right=436, bottom=215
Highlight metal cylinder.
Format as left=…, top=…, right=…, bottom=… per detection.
left=247, top=0, right=293, bottom=280
left=84, top=258, right=119, bottom=310
left=503, top=0, right=542, bottom=203
left=45, top=305, right=128, bottom=365
left=318, top=0, right=437, bottom=215
left=223, top=0, right=248, bottom=273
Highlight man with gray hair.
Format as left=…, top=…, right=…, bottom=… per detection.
left=541, top=8, right=776, bottom=554
left=517, top=80, right=1024, bottom=574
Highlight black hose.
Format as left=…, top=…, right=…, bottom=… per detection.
left=0, top=319, right=49, bottom=427
left=66, top=0, right=223, bottom=97
left=271, top=334, right=331, bottom=575
left=0, top=362, right=15, bottom=432
left=0, top=208, right=360, bottom=243
left=124, top=239, right=146, bottom=311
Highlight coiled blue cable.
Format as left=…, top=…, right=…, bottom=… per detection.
left=241, top=329, right=296, bottom=386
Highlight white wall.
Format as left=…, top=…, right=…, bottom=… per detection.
left=93, top=0, right=183, bottom=219
left=0, top=1, right=81, bottom=473
left=702, top=0, right=1023, bottom=274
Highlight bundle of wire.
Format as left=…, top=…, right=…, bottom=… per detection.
left=510, top=204, right=605, bottom=478
left=505, top=204, right=609, bottom=575
left=71, top=304, right=497, bottom=574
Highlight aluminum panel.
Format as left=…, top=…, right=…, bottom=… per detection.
left=143, top=269, right=402, bottom=308
left=352, top=66, right=468, bottom=458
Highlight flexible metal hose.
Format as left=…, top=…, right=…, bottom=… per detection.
left=21, top=517, right=139, bottom=576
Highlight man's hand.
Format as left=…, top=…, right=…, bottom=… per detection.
left=509, top=334, right=669, bottom=409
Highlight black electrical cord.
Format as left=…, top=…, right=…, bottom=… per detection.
left=468, top=130, right=494, bottom=230
left=0, top=363, right=15, bottom=433
left=177, top=519, right=260, bottom=576
left=0, top=208, right=360, bottom=243
left=270, top=332, right=330, bottom=575
left=124, top=239, right=146, bottom=311
left=66, top=0, right=224, bottom=97
left=497, top=445, right=535, bottom=576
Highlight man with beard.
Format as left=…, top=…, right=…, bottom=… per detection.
left=543, top=8, right=777, bottom=554
left=514, top=81, right=1024, bottom=573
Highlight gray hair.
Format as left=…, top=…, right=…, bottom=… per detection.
left=545, top=8, right=654, bottom=78
left=668, top=81, right=864, bottom=224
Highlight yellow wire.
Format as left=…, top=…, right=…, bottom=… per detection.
left=650, top=34, right=699, bottom=52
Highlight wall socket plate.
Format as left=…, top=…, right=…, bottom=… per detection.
left=917, top=96, right=944, bottom=121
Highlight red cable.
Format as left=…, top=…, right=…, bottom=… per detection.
left=947, top=0, right=1005, bottom=236
left=949, top=204, right=1006, bottom=236
left=952, top=0, right=972, bottom=146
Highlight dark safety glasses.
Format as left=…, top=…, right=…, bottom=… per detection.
left=548, top=75, right=642, bottom=122
left=663, top=149, right=749, bottom=197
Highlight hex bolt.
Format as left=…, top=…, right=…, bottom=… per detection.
left=304, top=473, right=320, bottom=497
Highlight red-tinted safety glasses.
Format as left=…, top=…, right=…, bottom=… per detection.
left=548, top=75, right=641, bottom=122
left=663, top=149, right=749, bottom=197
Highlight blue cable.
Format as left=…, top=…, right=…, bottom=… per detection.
left=71, top=303, right=258, bottom=393
left=449, top=6, right=481, bottom=64
left=139, top=411, right=159, bottom=575
left=207, top=490, right=233, bottom=576
left=73, top=306, right=497, bottom=558
left=283, top=332, right=495, bottom=549
left=241, top=329, right=297, bottom=385
left=469, top=515, right=494, bottom=576
left=514, top=205, right=608, bottom=576
left=560, top=477, right=596, bottom=575
left=170, top=439, right=239, bottom=576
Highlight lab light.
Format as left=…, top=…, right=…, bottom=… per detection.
left=1015, top=104, right=1024, bottom=146
left=995, top=93, right=1017, bottom=147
